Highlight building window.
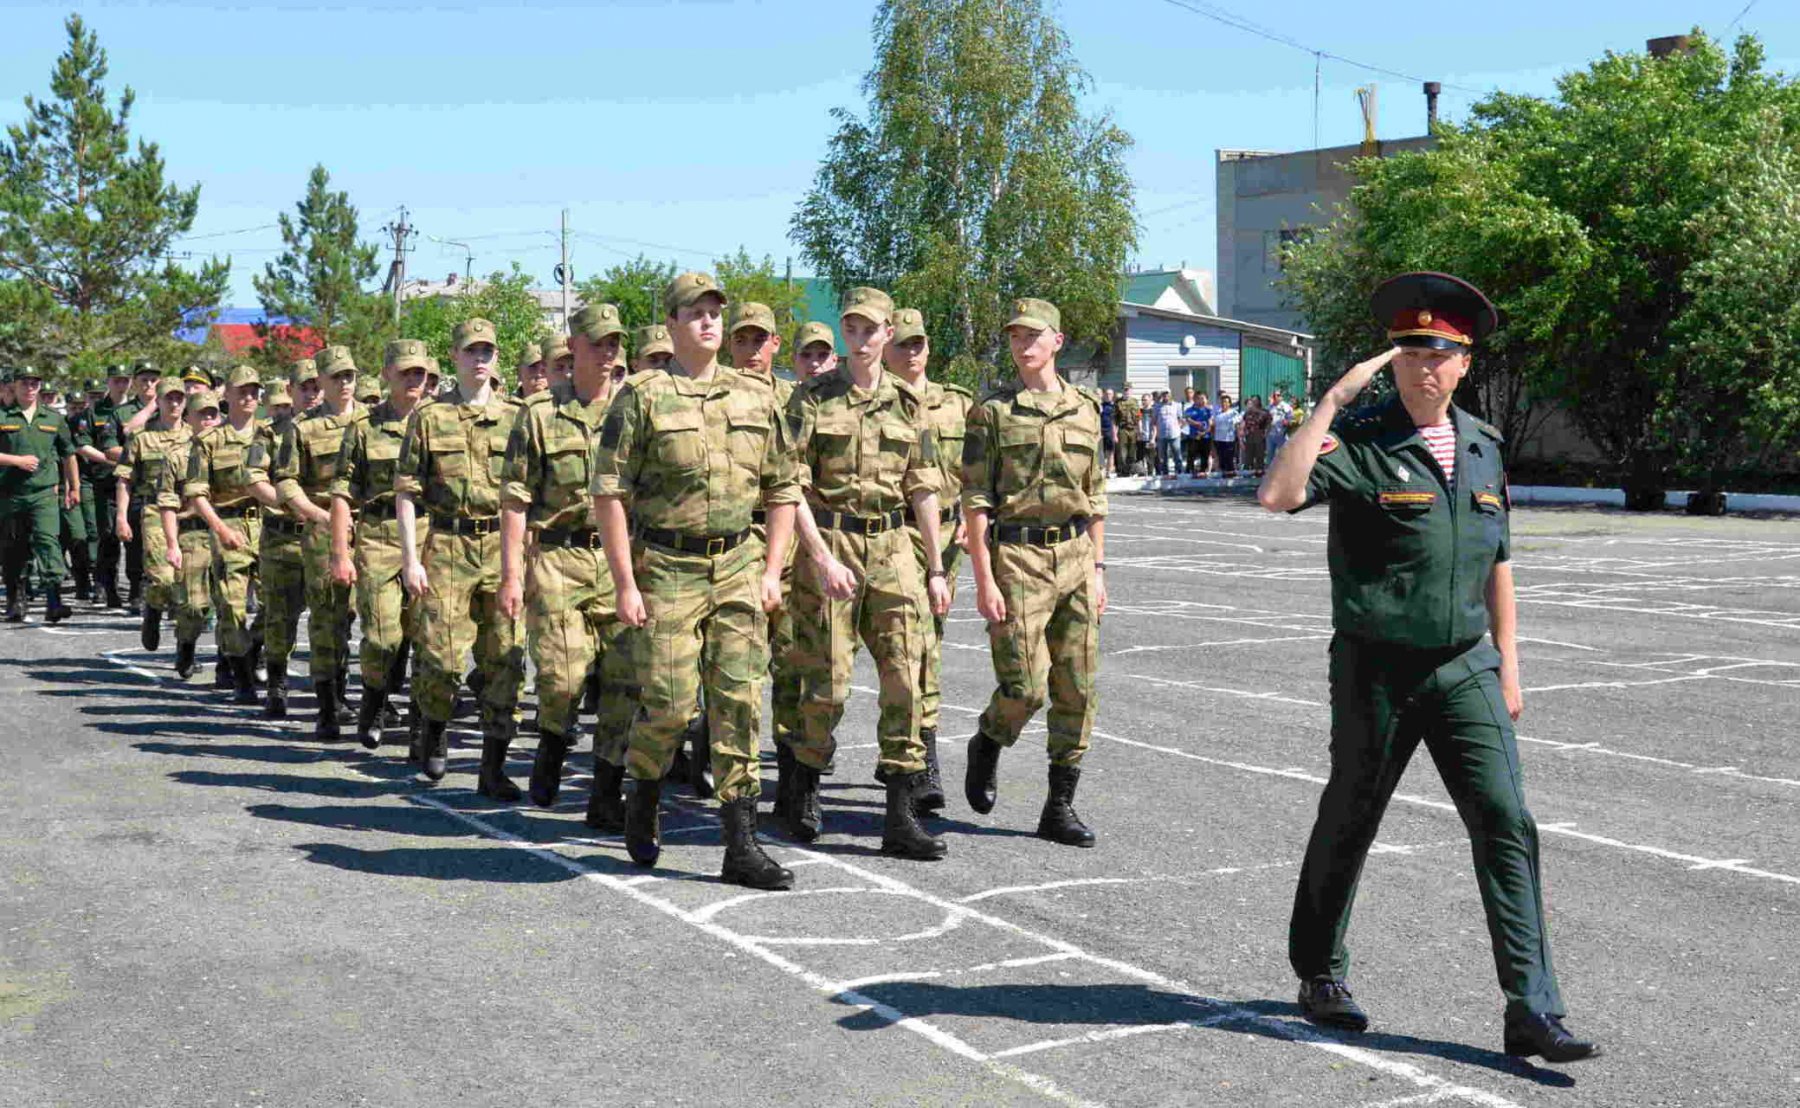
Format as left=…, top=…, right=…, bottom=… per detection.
left=1266, top=226, right=1313, bottom=272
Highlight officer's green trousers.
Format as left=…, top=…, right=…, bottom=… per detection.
left=2, top=496, right=65, bottom=592
left=1289, top=635, right=1564, bottom=1021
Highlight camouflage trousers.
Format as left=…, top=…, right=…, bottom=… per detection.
left=301, top=522, right=354, bottom=680
left=977, top=531, right=1098, bottom=766
left=137, top=504, right=176, bottom=615
left=259, top=526, right=306, bottom=673
left=173, top=522, right=214, bottom=645
left=790, top=525, right=926, bottom=776
left=908, top=522, right=962, bottom=733
left=754, top=522, right=801, bottom=747
left=623, top=542, right=766, bottom=802
left=208, top=511, right=263, bottom=658
left=353, top=514, right=421, bottom=693
left=526, top=542, right=637, bottom=766
left=412, top=529, right=521, bottom=725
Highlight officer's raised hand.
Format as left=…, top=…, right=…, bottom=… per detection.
left=1323, top=346, right=1402, bottom=408
left=1258, top=347, right=1400, bottom=514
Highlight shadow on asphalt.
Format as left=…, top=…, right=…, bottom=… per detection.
left=288, top=842, right=578, bottom=882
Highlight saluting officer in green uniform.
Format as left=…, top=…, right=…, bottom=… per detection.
left=0, top=367, right=80, bottom=623
left=1258, top=272, right=1597, bottom=1064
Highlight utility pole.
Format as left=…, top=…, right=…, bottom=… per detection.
left=381, top=206, right=416, bottom=325
left=560, top=208, right=572, bottom=334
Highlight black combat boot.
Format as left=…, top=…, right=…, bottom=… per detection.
left=1036, top=764, right=1095, bottom=847
left=528, top=729, right=571, bottom=808
left=140, top=605, right=161, bottom=652
left=685, top=713, right=714, bottom=799
left=44, top=585, right=71, bottom=624
left=882, top=772, right=948, bottom=860
left=624, top=776, right=662, bottom=866
left=174, top=639, right=198, bottom=679
left=312, top=678, right=343, bottom=741
left=230, top=655, right=259, bottom=706
left=70, top=545, right=92, bottom=602
left=125, top=579, right=142, bottom=617
left=334, top=663, right=354, bottom=722
left=781, top=759, right=822, bottom=842
left=101, top=578, right=122, bottom=610
left=916, top=727, right=946, bottom=812
left=720, top=796, right=794, bottom=890
left=420, top=719, right=449, bottom=781
left=585, top=758, right=627, bottom=832
left=263, top=669, right=288, bottom=720
left=965, top=731, right=1003, bottom=814
left=355, top=687, right=387, bottom=750
left=214, top=658, right=233, bottom=689
left=476, top=724, right=522, bottom=802
left=773, top=743, right=796, bottom=823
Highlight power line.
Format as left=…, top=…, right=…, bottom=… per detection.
left=173, top=223, right=278, bottom=242
left=1728, top=0, right=1761, bottom=32
left=1156, top=0, right=1487, bottom=96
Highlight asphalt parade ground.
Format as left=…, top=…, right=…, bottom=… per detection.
left=3, top=495, right=1797, bottom=1107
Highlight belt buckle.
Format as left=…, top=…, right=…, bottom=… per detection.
left=473, top=518, right=493, bottom=537
left=587, top=531, right=602, bottom=550
left=863, top=516, right=882, bottom=536
left=705, top=536, right=726, bottom=557
left=1043, top=526, right=1061, bottom=545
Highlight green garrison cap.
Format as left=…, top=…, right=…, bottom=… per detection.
left=290, top=358, right=319, bottom=385
left=452, top=317, right=498, bottom=351
left=156, top=377, right=187, bottom=398
left=384, top=339, right=432, bottom=372
left=572, top=302, right=627, bottom=341
left=662, top=272, right=726, bottom=315
left=794, top=321, right=836, bottom=352
left=541, top=333, right=571, bottom=363
left=891, top=308, right=928, bottom=344
left=841, top=286, right=894, bottom=325
left=226, top=365, right=262, bottom=390
left=1006, top=297, right=1061, bottom=333
left=728, top=301, right=777, bottom=336
left=186, top=389, right=222, bottom=415
left=516, top=341, right=543, bottom=370
left=634, top=324, right=674, bottom=358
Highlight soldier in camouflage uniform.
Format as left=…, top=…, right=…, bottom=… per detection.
left=102, top=363, right=163, bottom=615
left=542, top=334, right=575, bottom=401
left=782, top=287, right=951, bottom=858
left=158, top=390, right=224, bottom=676
left=330, top=341, right=432, bottom=751
left=880, top=307, right=972, bottom=813
left=182, top=366, right=282, bottom=704
left=113, top=379, right=190, bottom=649
left=244, top=371, right=307, bottom=719
left=291, top=358, right=322, bottom=415
left=273, top=345, right=363, bottom=739
left=590, top=271, right=799, bottom=889
left=961, top=298, right=1107, bottom=848
left=396, top=318, right=527, bottom=793
left=500, top=303, right=638, bottom=825
left=630, top=324, right=675, bottom=374
left=515, top=341, right=549, bottom=400
left=1115, top=385, right=1141, bottom=478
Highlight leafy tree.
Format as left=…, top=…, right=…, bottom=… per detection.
left=574, top=254, right=678, bottom=338
left=397, top=262, right=548, bottom=390
left=0, top=14, right=229, bottom=370
left=251, top=164, right=384, bottom=369
left=792, top=0, right=1136, bottom=374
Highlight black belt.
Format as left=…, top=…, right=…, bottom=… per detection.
left=637, top=525, right=750, bottom=557
left=538, top=526, right=602, bottom=550
left=904, top=504, right=962, bottom=527
left=178, top=517, right=208, bottom=534
left=994, top=518, right=1090, bottom=547
left=816, top=508, right=905, bottom=536
left=360, top=500, right=398, bottom=521
left=264, top=515, right=304, bottom=537
left=214, top=503, right=259, bottom=520
left=430, top=514, right=499, bottom=537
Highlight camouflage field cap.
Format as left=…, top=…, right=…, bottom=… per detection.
left=356, top=376, right=383, bottom=403
left=728, top=301, right=778, bottom=336
left=452, top=317, right=498, bottom=351
left=516, top=341, right=543, bottom=370
left=795, top=321, right=836, bottom=352
left=226, top=365, right=262, bottom=390
left=186, top=390, right=222, bottom=415
left=891, top=308, right=928, bottom=344
left=1006, top=297, right=1061, bottom=333
left=318, top=345, right=358, bottom=378
left=181, top=365, right=211, bottom=386
left=541, top=334, right=572, bottom=363
left=290, top=358, right=319, bottom=385
left=156, top=377, right=187, bottom=398
left=385, top=339, right=432, bottom=372
left=634, top=324, right=674, bottom=358
left=663, top=272, right=726, bottom=315
left=840, top=286, right=894, bottom=325
left=424, top=358, right=442, bottom=381
left=266, top=382, right=294, bottom=407
left=571, top=302, right=626, bottom=341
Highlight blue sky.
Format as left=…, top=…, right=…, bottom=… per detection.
left=3, top=0, right=1792, bottom=307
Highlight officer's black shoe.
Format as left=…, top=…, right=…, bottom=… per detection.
left=102, top=580, right=122, bottom=609
left=174, top=639, right=198, bottom=679
left=585, top=759, right=627, bottom=832
left=965, top=732, right=1003, bottom=814
left=44, top=588, right=71, bottom=624
left=264, top=671, right=288, bottom=720
left=881, top=772, right=948, bottom=861
left=4, top=596, right=24, bottom=623
left=311, top=679, right=345, bottom=741
left=140, top=605, right=161, bottom=652
left=230, top=656, right=260, bottom=705
left=529, top=732, right=571, bottom=808
left=720, top=796, right=794, bottom=890
left=686, top=714, right=714, bottom=799
left=624, top=776, right=662, bottom=866
left=476, top=730, right=523, bottom=802
left=1298, top=976, right=1369, bottom=1033
left=420, top=720, right=449, bottom=782
left=917, top=727, right=946, bottom=812
left=773, top=743, right=796, bottom=822
left=782, top=761, right=822, bottom=842
left=1504, top=1014, right=1600, bottom=1063
left=1036, top=764, right=1096, bottom=848
left=355, top=689, right=387, bottom=750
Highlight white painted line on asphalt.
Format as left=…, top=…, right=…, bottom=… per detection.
left=689, top=885, right=887, bottom=923
left=1360, top=1090, right=1460, bottom=1108
left=960, top=877, right=1137, bottom=903
left=1126, top=673, right=1323, bottom=707
left=1526, top=675, right=1710, bottom=693
left=988, top=1016, right=1233, bottom=1059
left=831, top=970, right=944, bottom=991
left=1108, top=633, right=1330, bottom=657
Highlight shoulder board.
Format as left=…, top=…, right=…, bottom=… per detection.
left=346, top=408, right=372, bottom=427
left=622, top=369, right=665, bottom=391
left=1471, top=416, right=1505, bottom=443
left=942, top=382, right=974, bottom=400
left=981, top=381, right=1020, bottom=404
left=521, top=390, right=557, bottom=409
left=496, top=393, right=523, bottom=409
left=1075, top=386, right=1101, bottom=411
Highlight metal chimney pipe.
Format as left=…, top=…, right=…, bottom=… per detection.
left=1423, top=81, right=1442, bottom=129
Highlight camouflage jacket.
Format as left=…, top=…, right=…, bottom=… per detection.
left=787, top=368, right=940, bottom=515
left=501, top=388, right=612, bottom=532
left=961, top=380, right=1109, bottom=526
left=395, top=386, right=523, bottom=520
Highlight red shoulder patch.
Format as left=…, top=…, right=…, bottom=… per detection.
left=1318, top=434, right=1340, bottom=457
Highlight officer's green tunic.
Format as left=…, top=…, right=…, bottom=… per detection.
left=0, top=401, right=75, bottom=593
left=1287, top=396, right=1563, bottom=1021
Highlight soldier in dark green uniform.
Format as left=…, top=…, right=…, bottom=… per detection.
left=60, top=382, right=100, bottom=601
left=1258, top=272, right=1597, bottom=1064
left=1, top=367, right=80, bottom=623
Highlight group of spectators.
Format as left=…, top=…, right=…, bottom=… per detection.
left=1098, top=384, right=1299, bottom=479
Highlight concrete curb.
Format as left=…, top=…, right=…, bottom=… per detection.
left=1104, top=474, right=1800, bottom=513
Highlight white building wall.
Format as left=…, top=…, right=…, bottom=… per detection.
left=1111, top=315, right=1242, bottom=398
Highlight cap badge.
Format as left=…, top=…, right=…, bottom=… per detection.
left=1418, top=310, right=1433, bottom=325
